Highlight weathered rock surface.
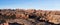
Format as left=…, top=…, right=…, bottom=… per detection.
left=0, top=9, right=60, bottom=25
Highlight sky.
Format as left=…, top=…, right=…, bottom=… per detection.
left=0, top=0, right=60, bottom=10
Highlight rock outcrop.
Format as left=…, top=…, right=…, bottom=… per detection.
left=0, top=9, right=60, bottom=25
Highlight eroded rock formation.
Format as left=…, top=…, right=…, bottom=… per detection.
left=0, top=9, right=60, bottom=25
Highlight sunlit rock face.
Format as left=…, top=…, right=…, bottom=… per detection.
left=0, top=9, right=60, bottom=25
left=46, top=15, right=60, bottom=24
